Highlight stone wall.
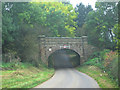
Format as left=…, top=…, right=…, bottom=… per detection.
left=38, top=35, right=97, bottom=66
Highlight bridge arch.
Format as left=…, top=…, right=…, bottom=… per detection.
left=46, top=47, right=82, bottom=60
left=38, top=35, right=97, bottom=66
left=48, top=48, right=80, bottom=68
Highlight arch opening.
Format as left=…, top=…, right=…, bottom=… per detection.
left=48, top=49, right=80, bottom=69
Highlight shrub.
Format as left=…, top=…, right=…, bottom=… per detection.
left=84, top=57, right=104, bottom=68
left=85, top=49, right=118, bottom=84
left=103, top=51, right=118, bottom=79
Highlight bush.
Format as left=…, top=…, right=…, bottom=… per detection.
left=83, top=57, right=104, bottom=69
left=84, top=58, right=99, bottom=65
left=103, top=51, right=118, bottom=79
left=84, top=49, right=118, bottom=84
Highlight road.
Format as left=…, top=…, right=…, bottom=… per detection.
left=34, top=68, right=99, bottom=88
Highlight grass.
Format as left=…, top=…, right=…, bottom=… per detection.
left=76, top=65, right=119, bottom=88
left=1, top=62, right=54, bottom=88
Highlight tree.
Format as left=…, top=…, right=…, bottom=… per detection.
left=75, top=3, right=93, bottom=36
left=2, top=2, right=77, bottom=64
left=112, top=1, right=120, bottom=52
left=85, top=2, right=118, bottom=50
left=2, top=2, right=17, bottom=53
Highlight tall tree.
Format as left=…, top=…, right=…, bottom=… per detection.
left=85, top=2, right=118, bottom=50
left=75, top=3, right=93, bottom=27
left=75, top=3, right=93, bottom=36
left=2, top=2, right=17, bottom=53
left=2, top=2, right=77, bottom=64
left=112, top=1, right=120, bottom=52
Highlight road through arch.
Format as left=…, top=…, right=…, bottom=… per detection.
left=48, top=49, right=80, bottom=68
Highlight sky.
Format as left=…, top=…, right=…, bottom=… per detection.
left=69, top=0, right=97, bottom=9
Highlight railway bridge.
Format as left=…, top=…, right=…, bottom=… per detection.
left=38, top=35, right=96, bottom=66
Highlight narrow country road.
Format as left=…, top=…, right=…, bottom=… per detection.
left=34, top=68, right=99, bottom=88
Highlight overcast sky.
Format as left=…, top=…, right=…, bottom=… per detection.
left=69, top=0, right=97, bottom=9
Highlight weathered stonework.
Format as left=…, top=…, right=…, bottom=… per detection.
left=38, top=35, right=96, bottom=66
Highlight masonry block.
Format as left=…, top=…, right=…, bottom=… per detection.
left=38, top=35, right=97, bottom=66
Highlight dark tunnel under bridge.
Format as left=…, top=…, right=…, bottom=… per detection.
left=48, top=49, right=80, bottom=68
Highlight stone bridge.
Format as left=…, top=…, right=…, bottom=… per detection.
left=38, top=35, right=96, bottom=66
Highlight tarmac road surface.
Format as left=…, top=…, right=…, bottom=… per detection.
left=34, top=68, right=99, bottom=88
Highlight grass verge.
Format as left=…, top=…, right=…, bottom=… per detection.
left=1, top=62, right=54, bottom=88
left=76, top=65, right=119, bottom=88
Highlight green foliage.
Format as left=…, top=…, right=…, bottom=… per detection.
left=2, top=1, right=119, bottom=67
left=2, top=2, right=78, bottom=65
left=1, top=62, right=33, bottom=70
left=112, top=24, right=120, bottom=51
left=84, top=49, right=118, bottom=84
left=99, top=49, right=110, bottom=57
left=103, top=51, right=118, bottom=79
left=2, top=3, right=17, bottom=53
left=83, top=58, right=103, bottom=68
left=77, top=66, right=118, bottom=88
left=1, top=63, right=54, bottom=88
left=75, top=3, right=93, bottom=37
left=75, top=3, right=93, bottom=27
left=17, top=2, right=77, bottom=37
left=85, top=2, right=118, bottom=50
